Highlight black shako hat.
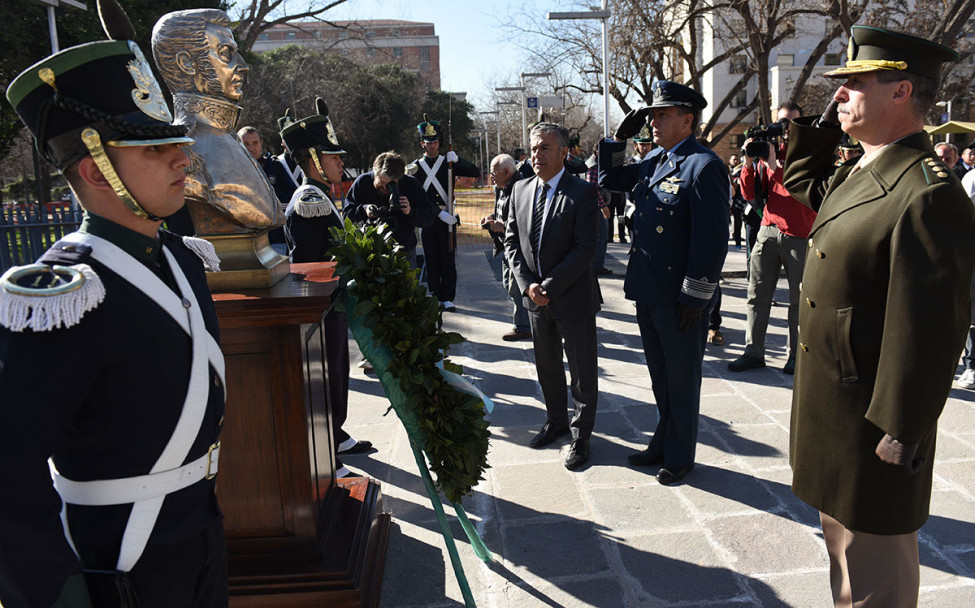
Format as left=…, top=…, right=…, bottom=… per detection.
left=649, top=80, right=708, bottom=112
left=280, top=97, right=345, bottom=163
left=825, top=25, right=958, bottom=79
left=417, top=114, right=441, bottom=141
left=6, top=40, right=192, bottom=171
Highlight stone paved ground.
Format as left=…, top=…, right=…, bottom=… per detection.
left=342, top=236, right=975, bottom=608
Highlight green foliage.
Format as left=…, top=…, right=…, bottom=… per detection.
left=2, top=0, right=227, bottom=159
left=236, top=45, right=479, bottom=170
left=329, top=218, right=490, bottom=503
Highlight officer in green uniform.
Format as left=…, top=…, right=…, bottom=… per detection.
left=411, top=117, right=480, bottom=311
left=783, top=25, right=975, bottom=607
left=0, top=5, right=227, bottom=606
left=279, top=100, right=372, bottom=478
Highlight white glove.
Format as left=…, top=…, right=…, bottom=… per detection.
left=438, top=210, right=458, bottom=225
left=446, top=151, right=459, bottom=164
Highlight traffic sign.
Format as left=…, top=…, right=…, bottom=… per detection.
left=526, top=97, right=538, bottom=108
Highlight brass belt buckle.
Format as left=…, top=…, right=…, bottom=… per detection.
left=206, top=441, right=220, bottom=480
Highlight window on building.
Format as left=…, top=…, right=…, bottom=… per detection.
left=286, top=31, right=296, bottom=40
left=367, top=48, right=376, bottom=58
left=393, top=47, right=403, bottom=58
left=393, top=28, right=402, bottom=37
left=258, top=33, right=269, bottom=41
left=420, top=46, right=430, bottom=71
left=824, top=53, right=841, bottom=66
left=314, top=31, right=322, bottom=39
left=732, top=88, right=749, bottom=108
left=339, top=31, right=348, bottom=40
left=777, top=54, right=794, bottom=67
left=729, top=55, right=747, bottom=74
left=367, top=30, right=375, bottom=38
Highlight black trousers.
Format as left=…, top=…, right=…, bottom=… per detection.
left=529, top=307, right=598, bottom=440
left=324, top=309, right=351, bottom=468
left=421, top=220, right=457, bottom=302
left=88, top=519, right=227, bottom=608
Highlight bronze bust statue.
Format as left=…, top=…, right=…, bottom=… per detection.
left=152, top=9, right=282, bottom=235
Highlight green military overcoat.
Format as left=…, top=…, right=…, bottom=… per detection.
left=783, top=119, right=975, bottom=534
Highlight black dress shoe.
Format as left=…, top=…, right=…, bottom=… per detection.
left=656, top=463, right=694, bottom=485
left=564, top=438, right=590, bottom=470
left=627, top=447, right=664, bottom=466
left=529, top=423, right=570, bottom=448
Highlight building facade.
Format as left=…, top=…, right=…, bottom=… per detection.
left=252, top=20, right=441, bottom=91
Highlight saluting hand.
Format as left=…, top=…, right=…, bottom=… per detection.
left=614, top=107, right=653, bottom=142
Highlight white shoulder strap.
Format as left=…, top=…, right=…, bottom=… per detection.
left=57, top=232, right=224, bottom=572
left=419, top=156, right=449, bottom=203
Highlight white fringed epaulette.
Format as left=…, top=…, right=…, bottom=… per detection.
left=294, top=192, right=333, bottom=218
left=181, top=236, right=221, bottom=272
left=0, top=263, right=105, bottom=332
left=405, top=162, right=419, bottom=176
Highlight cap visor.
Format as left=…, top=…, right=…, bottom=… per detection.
left=107, top=135, right=196, bottom=147
left=823, top=65, right=884, bottom=77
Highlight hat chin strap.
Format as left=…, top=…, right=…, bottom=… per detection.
left=80, top=128, right=162, bottom=221
left=308, top=148, right=333, bottom=185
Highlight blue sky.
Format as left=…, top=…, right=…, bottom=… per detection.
left=327, top=0, right=560, bottom=111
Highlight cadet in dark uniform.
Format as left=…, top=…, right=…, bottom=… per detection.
left=599, top=81, right=730, bottom=485
left=238, top=125, right=296, bottom=247
left=279, top=99, right=371, bottom=478
left=410, top=118, right=480, bottom=311
left=0, top=13, right=227, bottom=607
left=783, top=26, right=975, bottom=607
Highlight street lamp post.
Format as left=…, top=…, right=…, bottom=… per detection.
left=496, top=86, right=527, bottom=148
left=936, top=100, right=953, bottom=143
left=496, top=100, right=519, bottom=152
left=478, top=110, right=499, bottom=160
left=548, top=4, right=612, bottom=137
left=521, top=72, right=552, bottom=146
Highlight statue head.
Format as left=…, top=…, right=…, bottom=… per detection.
left=151, top=9, right=249, bottom=103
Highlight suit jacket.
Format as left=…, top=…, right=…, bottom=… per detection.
left=343, top=173, right=436, bottom=249
left=784, top=120, right=975, bottom=534
left=599, top=137, right=730, bottom=308
left=504, top=171, right=601, bottom=321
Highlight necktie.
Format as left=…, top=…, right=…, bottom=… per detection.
left=656, top=152, right=668, bottom=173
left=531, top=182, right=550, bottom=259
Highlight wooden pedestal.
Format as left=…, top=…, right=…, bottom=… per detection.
left=212, top=263, right=390, bottom=607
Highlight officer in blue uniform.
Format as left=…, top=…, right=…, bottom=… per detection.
left=0, top=7, right=227, bottom=606
left=599, top=81, right=730, bottom=484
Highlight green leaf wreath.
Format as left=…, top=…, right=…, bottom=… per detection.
left=328, top=218, right=490, bottom=503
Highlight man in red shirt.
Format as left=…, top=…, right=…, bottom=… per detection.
left=729, top=103, right=817, bottom=375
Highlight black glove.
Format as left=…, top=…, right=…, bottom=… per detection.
left=614, top=107, right=653, bottom=141
left=677, top=303, right=704, bottom=332
left=815, top=99, right=840, bottom=129
left=875, top=434, right=924, bottom=475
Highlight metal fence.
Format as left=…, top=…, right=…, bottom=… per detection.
left=0, top=203, right=84, bottom=273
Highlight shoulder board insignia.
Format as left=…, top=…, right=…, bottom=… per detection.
left=665, top=177, right=685, bottom=183
left=181, top=236, right=221, bottom=272
left=405, top=162, right=419, bottom=176
left=294, top=192, right=333, bottom=218
left=0, top=263, right=105, bottom=332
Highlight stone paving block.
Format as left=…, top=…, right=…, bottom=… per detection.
left=952, top=548, right=975, bottom=577
left=722, top=379, right=794, bottom=414
left=600, top=377, right=657, bottom=411
left=500, top=519, right=610, bottom=580
left=918, top=584, right=975, bottom=607
left=750, top=571, right=834, bottom=608
left=711, top=422, right=789, bottom=471
left=590, top=409, right=645, bottom=445
left=577, top=438, right=671, bottom=486
left=486, top=574, right=631, bottom=608
left=708, top=511, right=828, bottom=575
left=923, top=490, right=975, bottom=551
left=935, top=434, right=975, bottom=461
left=589, top=483, right=696, bottom=533
left=621, top=404, right=657, bottom=438
left=695, top=431, right=742, bottom=468
left=701, top=392, right=776, bottom=426
left=919, top=539, right=969, bottom=587
left=492, top=461, right=589, bottom=522
left=759, top=466, right=822, bottom=529
left=933, top=460, right=975, bottom=498
left=677, top=464, right=781, bottom=518
left=483, top=429, right=567, bottom=467
left=618, top=531, right=746, bottom=604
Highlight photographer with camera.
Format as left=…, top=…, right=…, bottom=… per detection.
left=344, top=152, right=438, bottom=269
left=728, top=103, right=817, bottom=376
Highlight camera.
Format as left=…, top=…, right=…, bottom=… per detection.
left=742, top=120, right=787, bottom=159
left=363, top=180, right=401, bottom=231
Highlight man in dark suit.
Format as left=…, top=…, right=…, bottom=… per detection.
left=600, top=81, right=730, bottom=485
left=504, top=122, right=601, bottom=471
left=783, top=26, right=975, bottom=606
